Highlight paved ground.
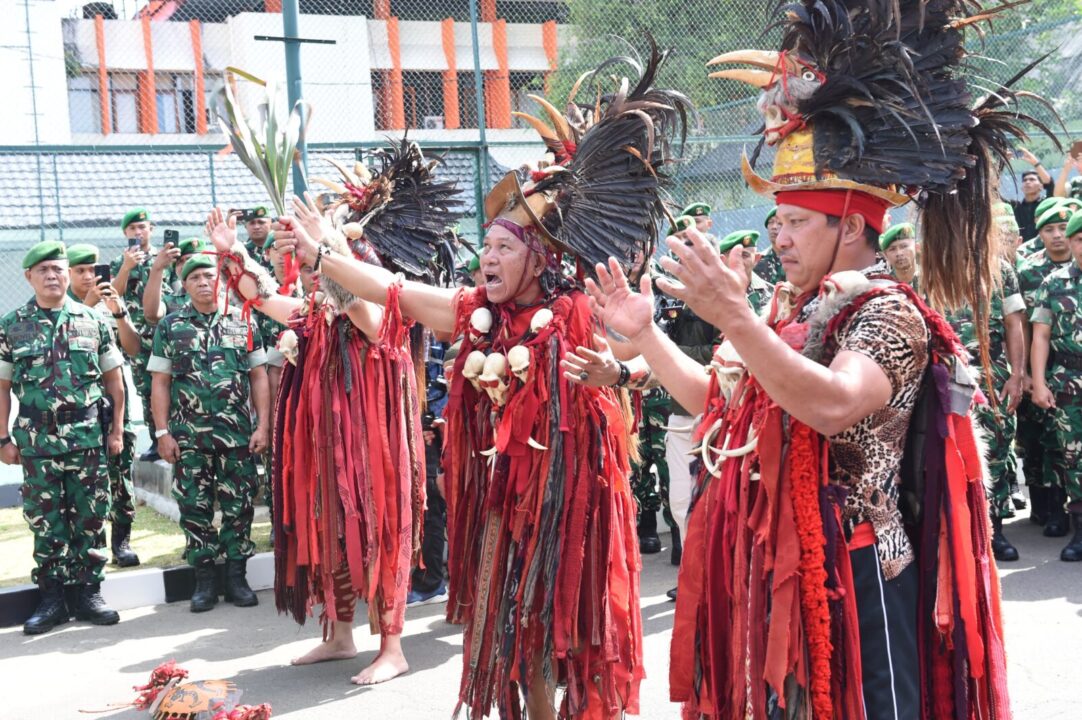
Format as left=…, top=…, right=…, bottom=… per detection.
left=3, top=516, right=1081, bottom=719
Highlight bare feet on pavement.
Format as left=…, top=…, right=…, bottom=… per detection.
left=291, top=636, right=359, bottom=665
left=351, top=648, right=409, bottom=685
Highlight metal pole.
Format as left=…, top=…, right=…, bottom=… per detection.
left=468, top=0, right=490, bottom=238
left=207, top=151, right=218, bottom=207
left=23, top=0, right=45, bottom=241
left=282, top=0, right=308, bottom=197
left=52, top=155, right=62, bottom=242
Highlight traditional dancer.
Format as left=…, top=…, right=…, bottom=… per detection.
left=206, top=139, right=460, bottom=684
left=273, top=45, right=689, bottom=718
left=585, top=1, right=1055, bottom=717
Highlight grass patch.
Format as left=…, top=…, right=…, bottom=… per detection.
left=0, top=503, right=271, bottom=588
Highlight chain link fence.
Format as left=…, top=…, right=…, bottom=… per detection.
left=1, top=0, right=1079, bottom=311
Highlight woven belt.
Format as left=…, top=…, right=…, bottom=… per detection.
left=18, top=404, right=99, bottom=426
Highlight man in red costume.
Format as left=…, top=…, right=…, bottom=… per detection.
left=273, top=45, right=689, bottom=720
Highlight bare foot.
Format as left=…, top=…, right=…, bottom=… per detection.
left=291, top=637, right=358, bottom=666
left=350, top=648, right=409, bottom=685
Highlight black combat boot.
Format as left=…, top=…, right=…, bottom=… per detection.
left=1029, top=485, right=1049, bottom=525
left=670, top=525, right=682, bottom=566
left=1043, top=488, right=1069, bottom=537
left=72, top=582, right=120, bottom=625
left=1060, top=513, right=1082, bottom=562
left=990, top=517, right=1019, bottom=562
left=224, top=559, right=258, bottom=607
left=638, top=510, right=662, bottom=554
left=23, top=578, right=69, bottom=635
left=190, top=560, right=218, bottom=613
left=110, top=522, right=140, bottom=567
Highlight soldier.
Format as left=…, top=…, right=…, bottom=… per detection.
left=239, top=205, right=273, bottom=266
left=753, top=206, right=786, bottom=285
left=0, top=242, right=126, bottom=634
left=880, top=222, right=920, bottom=288
left=682, top=202, right=718, bottom=244
left=1030, top=210, right=1082, bottom=561
left=1017, top=197, right=1068, bottom=258
left=148, top=255, right=270, bottom=612
left=110, top=207, right=167, bottom=461
left=1017, top=204, right=1074, bottom=531
left=142, top=237, right=205, bottom=325
left=944, top=217, right=1026, bottom=561
left=718, top=229, right=774, bottom=315
left=66, top=244, right=142, bottom=568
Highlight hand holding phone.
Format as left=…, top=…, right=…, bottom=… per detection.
left=93, top=263, right=111, bottom=285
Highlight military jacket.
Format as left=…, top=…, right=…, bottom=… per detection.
left=68, top=291, right=134, bottom=430
left=1017, top=249, right=1070, bottom=306
left=1016, top=236, right=1043, bottom=260
left=747, top=273, right=774, bottom=317
left=1030, top=263, right=1082, bottom=395
left=0, top=298, right=123, bottom=457
left=111, top=248, right=179, bottom=336
left=945, top=259, right=1025, bottom=370
left=256, top=312, right=288, bottom=368
left=148, top=303, right=267, bottom=451
left=754, top=249, right=785, bottom=285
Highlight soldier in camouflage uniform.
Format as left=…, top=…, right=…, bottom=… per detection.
left=239, top=205, right=274, bottom=270
left=1016, top=204, right=1073, bottom=532
left=0, top=242, right=126, bottom=634
left=148, top=255, right=270, bottom=612
left=1016, top=197, right=1063, bottom=259
left=682, top=202, right=719, bottom=246
left=630, top=388, right=676, bottom=555
left=880, top=223, right=920, bottom=291
left=945, top=245, right=1026, bottom=561
left=753, top=207, right=786, bottom=285
left=67, top=244, right=142, bottom=568
left=1030, top=210, right=1082, bottom=561
left=718, top=229, right=775, bottom=315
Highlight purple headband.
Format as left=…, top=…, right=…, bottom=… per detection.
left=485, top=218, right=558, bottom=271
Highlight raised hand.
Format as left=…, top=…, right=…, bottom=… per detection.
left=585, top=258, right=656, bottom=342
left=205, top=208, right=238, bottom=254
left=273, top=216, right=320, bottom=267
left=291, top=192, right=334, bottom=244
left=152, top=242, right=181, bottom=272
left=656, top=228, right=754, bottom=334
left=562, top=333, right=621, bottom=387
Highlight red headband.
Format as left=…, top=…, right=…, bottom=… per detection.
left=776, top=189, right=891, bottom=234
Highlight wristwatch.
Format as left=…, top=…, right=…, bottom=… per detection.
left=154, top=428, right=170, bottom=439
left=112, top=308, right=128, bottom=319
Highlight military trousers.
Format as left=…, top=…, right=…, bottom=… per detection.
left=630, top=391, right=676, bottom=533
left=1015, top=397, right=1058, bottom=489
left=1048, top=375, right=1082, bottom=508
left=172, top=446, right=258, bottom=566
left=108, top=430, right=137, bottom=525
left=20, top=447, right=109, bottom=584
left=972, top=366, right=1019, bottom=519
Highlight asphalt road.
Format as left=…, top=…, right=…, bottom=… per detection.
left=2, top=516, right=1080, bottom=719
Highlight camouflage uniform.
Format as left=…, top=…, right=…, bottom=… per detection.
left=148, top=304, right=267, bottom=566
left=1030, top=263, right=1082, bottom=506
left=945, top=259, right=1025, bottom=518
left=1016, top=249, right=1071, bottom=492
left=1017, top=236, right=1042, bottom=259
left=0, top=298, right=124, bottom=584
left=630, top=389, right=676, bottom=532
left=747, top=273, right=775, bottom=316
left=754, top=249, right=785, bottom=285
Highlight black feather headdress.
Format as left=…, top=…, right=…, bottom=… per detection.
left=485, top=39, right=692, bottom=273
left=709, top=0, right=1060, bottom=363
left=315, top=137, right=463, bottom=284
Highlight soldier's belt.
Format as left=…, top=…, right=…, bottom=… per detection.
left=1052, top=351, right=1082, bottom=371
left=18, top=404, right=99, bottom=426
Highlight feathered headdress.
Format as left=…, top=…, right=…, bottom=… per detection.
left=709, top=0, right=1060, bottom=362
left=315, top=137, right=464, bottom=285
left=485, top=39, right=692, bottom=273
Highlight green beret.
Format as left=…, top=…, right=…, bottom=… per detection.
left=177, top=237, right=205, bottom=257
left=1036, top=204, right=1073, bottom=231
left=66, top=243, right=99, bottom=266
left=466, top=255, right=481, bottom=273
left=718, top=230, right=760, bottom=254
left=22, top=241, right=66, bottom=269
left=879, top=223, right=916, bottom=251
left=1033, top=197, right=1061, bottom=219
left=262, top=231, right=276, bottom=253
left=669, top=215, right=694, bottom=235
left=180, top=254, right=216, bottom=282
left=996, top=213, right=1020, bottom=234
left=1066, top=211, right=1082, bottom=239
left=120, top=208, right=149, bottom=230
left=763, top=207, right=778, bottom=227
left=248, top=205, right=271, bottom=220
left=681, top=202, right=712, bottom=218
left=1061, top=197, right=1082, bottom=212
left=992, top=201, right=1013, bottom=218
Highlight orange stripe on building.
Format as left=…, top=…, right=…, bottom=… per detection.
left=139, top=14, right=157, bottom=134
left=485, top=19, right=511, bottom=129
left=264, top=0, right=282, bottom=12
left=542, top=21, right=558, bottom=94
left=441, top=18, right=460, bottom=129
left=374, top=0, right=390, bottom=19
left=189, top=20, right=207, bottom=134
left=480, top=0, right=496, bottom=22
left=94, top=14, right=111, bottom=134
left=386, top=17, right=405, bottom=129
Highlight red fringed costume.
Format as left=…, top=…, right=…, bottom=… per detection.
left=444, top=286, right=643, bottom=719
left=670, top=276, right=1011, bottom=719
left=272, top=285, right=424, bottom=633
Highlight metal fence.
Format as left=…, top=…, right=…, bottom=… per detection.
left=1, top=0, right=1080, bottom=311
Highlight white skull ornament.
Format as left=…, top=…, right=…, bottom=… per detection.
left=277, top=330, right=299, bottom=366
left=530, top=308, right=553, bottom=333
left=507, top=345, right=530, bottom=384
left=469, top=307, right=493, bottom=341
left=478, top=352, right=509, bottom=407
left=461, top=350, right=487, bottom=391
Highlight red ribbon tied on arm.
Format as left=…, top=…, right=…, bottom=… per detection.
left=277, top=217, right=300, bottom=296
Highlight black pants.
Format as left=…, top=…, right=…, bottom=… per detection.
left=411, top=474, right=446, bottom=593
left=851, top=546, right=920, bottom=720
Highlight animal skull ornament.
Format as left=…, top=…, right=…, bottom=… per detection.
left=507, top=345, right=530, bottom=384
left=461, top=350, right=487, bottom=391
left=479, top=352, right=510, bottom=406
left=470, top=307, right=493, bottom=340
left=529, top=308, right=553, bottom=333
left=277, top=330, right=299, bottom=366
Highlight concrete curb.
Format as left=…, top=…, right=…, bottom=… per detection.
left=0, top=551, right=275, bottom=628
